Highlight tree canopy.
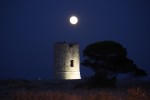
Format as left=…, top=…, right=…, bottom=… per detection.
left=82, top=41, right=147, bottom=87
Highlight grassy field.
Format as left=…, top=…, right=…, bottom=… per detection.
left=0, top=79, right=150, bottom=100
left=12, top=87, right=150, bottom=100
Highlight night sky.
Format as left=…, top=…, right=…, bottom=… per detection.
left=1, top=0, right=150, bottom=80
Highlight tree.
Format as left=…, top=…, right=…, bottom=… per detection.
left=82, top=41, right=147, bottom=87
left=132, top=68, right=147, bottom=78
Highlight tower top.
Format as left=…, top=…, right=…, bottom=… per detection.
left=54, top=42, right=79, bottom=48
left=54, top=42, right=78, bottom=45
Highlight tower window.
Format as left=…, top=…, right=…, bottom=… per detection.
left=70, top=60, right=74, bottom=67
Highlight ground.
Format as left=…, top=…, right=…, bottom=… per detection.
left=0, top=79, right=150, bottom=100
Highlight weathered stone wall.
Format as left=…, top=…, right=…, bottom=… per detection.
left=54, top=42, right=81, bottom=80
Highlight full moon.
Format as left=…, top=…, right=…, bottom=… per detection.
left=69, top=16, right=78, bottom=25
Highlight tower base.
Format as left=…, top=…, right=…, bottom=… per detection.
left=55, top=72, right=81, bottom=80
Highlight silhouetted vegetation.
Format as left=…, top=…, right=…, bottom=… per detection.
left=82, top=41, right=147, bottom=88
left=12, top=87, right=150, bottom=100
left=0, top=79, right=150, bottom=100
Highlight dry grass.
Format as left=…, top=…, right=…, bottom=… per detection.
left=1, top=80, right=149, bottom=100
left=12, top=87, right=150, bottom=100
left=127, top=87, right=149, bottom=100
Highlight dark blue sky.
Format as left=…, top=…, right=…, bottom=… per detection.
left=0, top=0, right=150, bottom=80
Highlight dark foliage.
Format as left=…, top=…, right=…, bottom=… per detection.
left=82, top=41, right=147, bottom=88
left=133, top=68, right=147, bottom=77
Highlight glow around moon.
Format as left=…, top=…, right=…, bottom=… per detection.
left=69, top=16, right=78, bottom=25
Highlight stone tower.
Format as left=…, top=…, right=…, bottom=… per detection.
left=54, top=42, right=81, bottom=80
